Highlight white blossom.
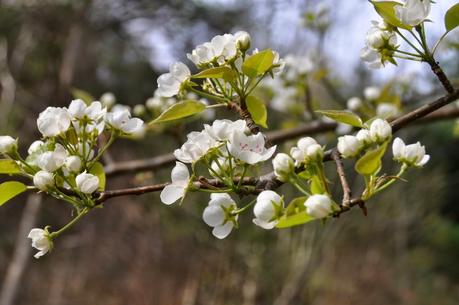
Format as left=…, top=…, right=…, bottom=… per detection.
left=369, top=118, right=392, bottom=142
left=0, top=136, right=17, bottom=154
left=392, top=137, right=430, bottom=167
left=360, top=47, right=383, bottom=69
left=33, top=170, right=54, bottom=191
left=187, top=33, right=239, bottom=66
left=36, top=144, right=67, bottom=172
left=364, top=86, right=381, bottom=101
left=347, top=97, right=363, bottom=111
left=210, top=157, right=230, bottom=178
left=75, top=172, right=100, bottom=194
left=273, top=153, right=294, bottom=182
left=68, top=99, right=106, bottom=121
left=28, top=228, right=52, bottom=259
left=202, top=193, right=238, bottom=239
left=228, top=132, right=276, bottom=164
left=356, top=129, right=372, bottom=145
left=253, top=190, right=283, bottom=229
left=28, top=140, right=45, bottom=155
left=157, top=62, right=191, bottom=97
left=100, top=92, right=116, bottom=108
left=204, top=119, right=247, bottom=141
left=337, top=135, right=362, bottom=158
left=395, top=0, right=431, bottom=26
left=64, top=156, right=82, bottom=173
left=106, top=108, right=144, bottom=135
left=160, top=162, right=190, bottom=205
left=290, top=137, right=319, bottom=164
left=174, top=130, right=218, bottom=163
left=37, top=107, right=72, bottom=137
left=234, top=30, right=251, bottom=50
left=377, top=103, right=399, bottom=118
left=304, top=194, right=334, bottom=219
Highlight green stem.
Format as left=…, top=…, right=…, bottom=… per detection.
left=189, top=86, right=228, bottom=102
left=393, top=49, right=423, bottom=57
left=374, top=164, right=407, bottom=194
left=432, top=31, right=450, bottom=56
left=232, top=198, right=256, bottom=215
left=395, top=28, right=425, bottom=56
left=49, top=208, right=89, bottom=239
left=88, top=131, right=116, bottom=170
left=393, top=54, right=423, bottom=61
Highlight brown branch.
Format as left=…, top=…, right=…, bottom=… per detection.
left=429, top=61, right=455, bottom=94
left=227, top=100, right=261, bottom=135
left=331, top=150, right=352, bottom=207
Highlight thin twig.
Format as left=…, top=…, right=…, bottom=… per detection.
left=331, top=150, right=352, bottom=207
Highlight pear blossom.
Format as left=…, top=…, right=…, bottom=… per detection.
left=210, top=157, right=230, bottom=178
left=360, top=23, right=397, bottom=69
left=234, top=30, right=251, bottom=51
left=304, top=194, right=335, bottom=219
left=0, top=136, right=17, bottom=154
left=174, top=130, right=217, bottom=163
left=360, top=47, right=384, bottom=69
left=369, top=118, right=392, bottom=142
left=160, top=162, right=190, bottom=205
left=253, top=190, right=283, bottom=229
left=364, top=86, right=381, bottom=101
left=290, top=137, right=319, bottom=164
left=273, top=153, right=294, bottom=182
left=337, top=135, right=362, bottom=158
left=106, top=108, right=144, bottom=135
left=204, top=119, right=247, bottom=141
left=356, top=129, right=372, bottom=145
left=33, top=170, right=54, bottom=191
left=75, top=172, right=100, bottom=194
left=100, top=92, right=116, bottom=108
left=228, top=132, right=276, bottom=164
left=157, top=62, right=191, bottom=97
left=36, top=144, right=67, bottom=172
left=392, top=137, right=430, bottom=167
left=28, top=140, right=45, bottom=155
left=395, top=0, right=431, bottom=27
left=377, top=103, right=399, bottom=118
left=347, top=97, right=363, bottom=111
left=68, top=99, right=106, bottom=121
left=64, top=156, right=82, bottom=173
left=28, top=228, right=52, bottom=259
left=187, top=33, right=240, bottom=66
left=37, top=107, right=72, bottom=137
left=202, top=193, right=238, bottom=239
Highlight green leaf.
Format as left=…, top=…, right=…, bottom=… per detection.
left=192, top=66, right=237, bottom=82
left=246, top=96, right=268, bottom=128
left=277, top=196, right=314, bottom=228
left=150, top=100, right=206, bottom=124
left=355, top=143, right=388, bottom=176
left=316, top=109, right=363, bottom=127
left=242, top=49, right=275, bottom=78
left=89, top=162, right=106, bottom=191
left=445, top=3, right=459, bottom=32
left=71, top=88, right=95, bottom=105
left=0, top=181, right=27, bottom=206
left=0, top=159, right=22, bottom=175
left=371, top=1, right=412, bottom=30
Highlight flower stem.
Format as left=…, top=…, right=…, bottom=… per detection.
left=49, top=207, right=89, bottom=239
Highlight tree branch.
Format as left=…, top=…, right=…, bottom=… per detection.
left=331, top=150, right=352, bottom=207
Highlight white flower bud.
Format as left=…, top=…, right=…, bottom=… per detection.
left=347, top=97, right=362, bottom=111
left=369, top=118, right=392, bottom=142
left=202, top=193, right=237, bottom=239
left=37, top=107, right=71, bottom=137
left=337, top=135, right=362, bottom=158
left=36, top=144, right=67, bottom=172
left=28, top=140, right=44, bottom=155
left=28, top=228, right=53, bottom=259
left=290, top=137, right=319, bottom=164
left=33, top=170, right=54, bottom=191
left=272, top=153, right=294, bottom=182
left=100, top=92, right=116, bottom=108
left=364, top=86, right=381, bottom=100
left=395, top=0, right=431, bottom=27
left=0, top=136, right=17, bottom=154
left=304, top=194, right=334, bottom=219
left=64, top=156, right=82, bottom=173
left=392, top=137, right=430, bottom=167
left=235, top=31, right=251, bottom=51
left=133, top=104, right=146, bottom=116
left=75, top=172, right=99, bottom=194
left=306, top=144, right=323, bottom=160
left=376, top=103, right=398, bottom=118
left=253, top=190, right=282, bottom=230
left=356, top=129, right=372, bottom=145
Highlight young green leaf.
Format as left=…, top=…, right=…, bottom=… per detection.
left=445, top=3, right=459, bottom=32
left=246, top=96, right=268, bottom=128
left=89, top=162, right=106, bottom=191
left=371, top=1, right=412, bottom=30
left=192, top=66, right=237, bottom=82
left=150, top=100, right=206, bottom=124
left=0, top=159, right=22, bottom=175
left=71, top=88, right=95, bottom=105
left=316, top=109, right=363, bottom=127
left=355, top=143, right=388, bottom=175
left=277, top=196, right=314, bottom=228
left=242, top=49, right=275, bottom=78
left=0, top=181, right=27, bottom=206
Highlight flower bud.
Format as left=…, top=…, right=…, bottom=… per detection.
left=369, top=118, right=392, bottom=142
left=65, top=156, right=82, bottom=173
left=290, top=137, right=319, bottom=164
left=392, top=137, right=430, bottom=167
left=28, top=140, right=45, bottom=155
left=364, top=86, right=381, bottom=100
left=376, top=103, right=398, bottom=118
left=347, top=97, right=362, bottom=111
left=100, top=92, right=116, bottom=108
left=356, top=129, right=372, bottom=145
left=33, top=170, right=54, bottom=191
left=133, top=104, right=146, bottom=116
left=235, top=31, right=251, bottom=51
left=76, top=172, right=99, bottom=194
left=272, top=153, right=294, bottom=182
left=337, top=135, right=362, bottom=158
left=306, top=144, right=323, bottom=160
left=253, top=190, right=282, bottom=229
left=28, top=228, right=53, bottom=259
left=304, top=194, right=334, bottom=219
left=0, top=136, right=18, bottom=155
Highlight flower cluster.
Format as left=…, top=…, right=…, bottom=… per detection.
left=346, top=85, right=400, bottom=120
left=361, top=20, right=398, bottom=69
left=0, top=99, right=144, bottom=258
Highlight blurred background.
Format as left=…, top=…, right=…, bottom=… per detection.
left=0, top=0, right=458, bottom=304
